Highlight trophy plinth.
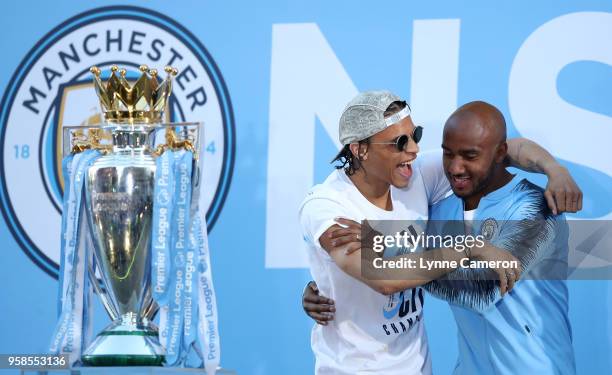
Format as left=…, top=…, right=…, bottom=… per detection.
left=81, top=314, right=164, bottom=366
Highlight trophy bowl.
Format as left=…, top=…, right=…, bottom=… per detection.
left=80, top=125, right=161, bottom=366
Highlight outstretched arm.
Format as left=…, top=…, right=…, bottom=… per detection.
left=320, top=219, right=518, bottom=296
left=506, top=138, right=582, bottom=214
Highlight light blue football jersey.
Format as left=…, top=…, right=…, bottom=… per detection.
left=426, top=176, right=576, bottom=374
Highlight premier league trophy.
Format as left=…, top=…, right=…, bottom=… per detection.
left=80, top=64, right=181, bottom=366
left=50, top=64, right=220, bottom=371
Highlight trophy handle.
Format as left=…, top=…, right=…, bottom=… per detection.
left=87, top=262, right=119, bottom=321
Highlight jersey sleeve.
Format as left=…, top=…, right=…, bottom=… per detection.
left=417, top=150, right=451, bottom=206
left=425, top=183, right=563, bottom=313
left=299, top=194, right=354, bottom=258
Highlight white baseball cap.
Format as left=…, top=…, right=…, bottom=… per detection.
left=338, top=90, right=411, bottom=145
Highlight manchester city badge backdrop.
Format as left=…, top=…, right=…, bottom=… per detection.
left=1, top=1, right=611, bottom=374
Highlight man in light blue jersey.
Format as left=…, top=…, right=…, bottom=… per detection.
left=425, top=101, right=575, bottom=374
left=304, top=101, right=577, bottom=374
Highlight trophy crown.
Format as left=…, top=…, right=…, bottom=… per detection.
left=90, top=64, right=178, bottom=123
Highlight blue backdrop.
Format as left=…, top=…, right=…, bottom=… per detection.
left=1, top=1, right=611, bottom=374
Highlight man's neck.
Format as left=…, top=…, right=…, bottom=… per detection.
left=464, top=169, right=514, bottom=210
left=346, top=169, right=392, bottom=210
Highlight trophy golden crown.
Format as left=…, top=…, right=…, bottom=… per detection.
left=90, top=64, right=178, bottom=123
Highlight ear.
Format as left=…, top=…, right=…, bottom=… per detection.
left=495, top=141, right=508, bottom=163
left=350, top=143, right=368, bottom=161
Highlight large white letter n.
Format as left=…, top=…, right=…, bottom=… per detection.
left=266, top=24, right=357, bottom=268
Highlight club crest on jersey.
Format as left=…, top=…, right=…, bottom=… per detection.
left=480, top=218, right=498, bottom=241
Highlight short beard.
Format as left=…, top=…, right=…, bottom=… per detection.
left=470, top=160, right=499, bottom=197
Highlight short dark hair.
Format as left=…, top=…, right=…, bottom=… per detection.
left=384, top=100, right=408, bottom=117
left=331, top=100, right=408, bottom=175
left=331, top=140, right=368, bottom=176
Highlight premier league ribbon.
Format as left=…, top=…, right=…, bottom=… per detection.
left=56, top=154, right=74, bottom=317
left=50, top=149, right=100, bottom=366
left=152, top=150, right=175, bottom=305
left=150, top=149, right=220, bottom=373
left=193, top=213, right=221, bottom=375
left=165, top=150, right=193, bottom=365
left=80, top=229, right=95, bottom=358
left=182, top=189, right=198, bottom=358
left=153, top=149, right=175, bottom=364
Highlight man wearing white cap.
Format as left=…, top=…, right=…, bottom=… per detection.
left=298, top=91, right=581, bottom=374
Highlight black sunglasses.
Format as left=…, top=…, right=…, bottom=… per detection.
left=370, top=126, right=423, bottom=152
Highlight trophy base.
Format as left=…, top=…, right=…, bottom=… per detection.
left=82, top=314, right=165, bottom=366
left=82, top=354, right=164, bottom=367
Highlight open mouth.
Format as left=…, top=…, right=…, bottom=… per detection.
left=451, top=175, right=471, bottom=190
left=397, top=160, right=414, bottom=179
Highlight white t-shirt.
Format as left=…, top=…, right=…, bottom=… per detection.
left=299, top=151, right=449, bottom=375
left=463, top=209, right=476, bottom=233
